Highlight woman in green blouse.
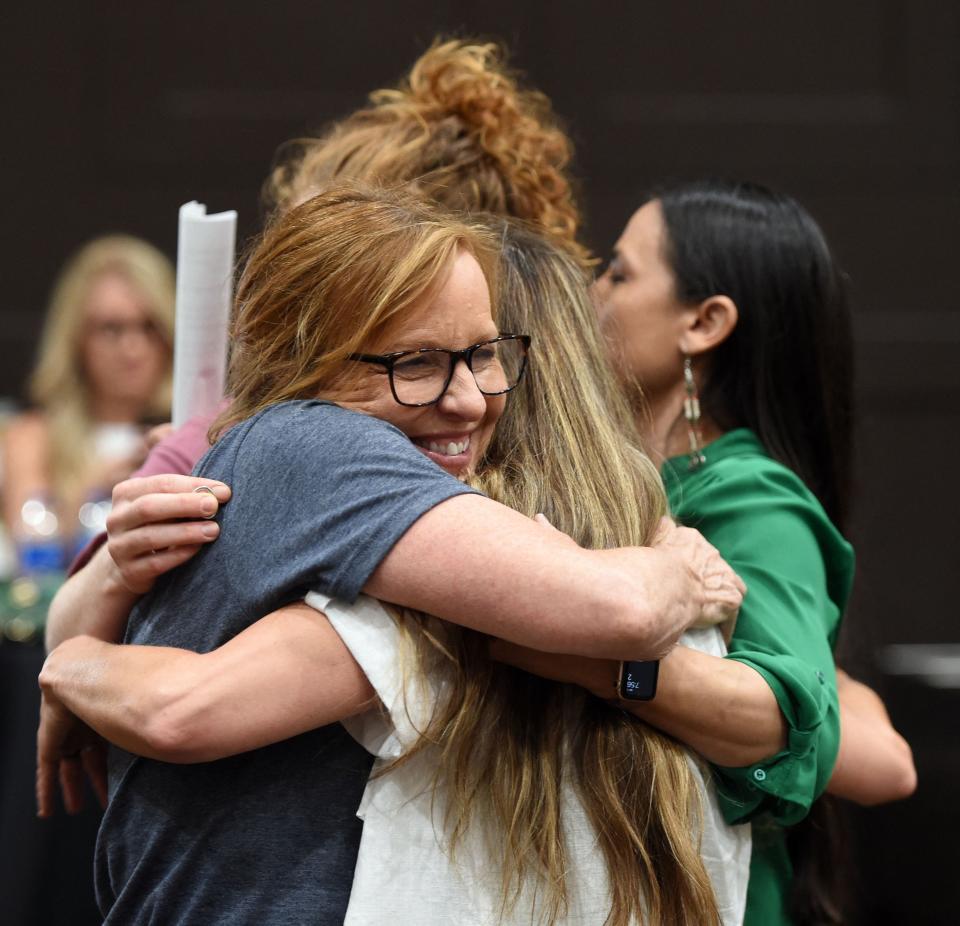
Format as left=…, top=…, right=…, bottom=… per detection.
left=498, top=181, right=915, bottom=924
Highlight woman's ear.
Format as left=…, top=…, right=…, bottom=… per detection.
left=679, top=295, right=738, bottom=357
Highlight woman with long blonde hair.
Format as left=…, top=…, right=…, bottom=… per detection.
left=319, top=218, right=749, bottom=925
left=4, top=235, right=173, bottom=563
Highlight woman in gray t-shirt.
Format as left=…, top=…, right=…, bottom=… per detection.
left=39, top=192, right=743, bottom=924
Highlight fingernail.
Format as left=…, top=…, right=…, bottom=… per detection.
left=193, top=485, right=222, bottom=513
left=202, top=523, right=219, bottom=539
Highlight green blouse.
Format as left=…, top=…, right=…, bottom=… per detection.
left=662, top=429, right=854, bottom=926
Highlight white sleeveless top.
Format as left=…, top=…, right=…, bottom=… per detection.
left=306, top=591, right=750, bottom=926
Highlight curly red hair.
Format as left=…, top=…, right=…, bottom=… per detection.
left=264, top=39, right=589, bottom=265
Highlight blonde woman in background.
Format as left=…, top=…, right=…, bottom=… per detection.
left=4, top=236, right=174, bottom=567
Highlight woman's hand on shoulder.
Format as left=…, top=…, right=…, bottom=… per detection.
left=106, top=474, right=232, bottom=594
left=653, top=517, right=745, bottom=634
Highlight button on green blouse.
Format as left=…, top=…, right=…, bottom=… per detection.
left=662, top=429, right=854, bottom=926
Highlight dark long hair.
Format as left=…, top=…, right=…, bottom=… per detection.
left=652, top=180, right=854, bottom=533
left=654, top=180, right=854, bottom=924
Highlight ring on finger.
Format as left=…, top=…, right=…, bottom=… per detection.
left=193, top=485, right=219, bottom=519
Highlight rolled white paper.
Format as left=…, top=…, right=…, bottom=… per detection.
left=172, top=201, right=237, bottom=427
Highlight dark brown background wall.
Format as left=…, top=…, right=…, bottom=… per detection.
left=3, top=2, right=958, bottom=922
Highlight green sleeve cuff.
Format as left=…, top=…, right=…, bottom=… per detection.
left=712, top=653, right=839, bottom=826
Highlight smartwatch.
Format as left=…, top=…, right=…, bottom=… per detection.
left=617, top=660, right=659, bottom=701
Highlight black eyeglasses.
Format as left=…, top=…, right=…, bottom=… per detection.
left=348, top=334, right=531, bottom=407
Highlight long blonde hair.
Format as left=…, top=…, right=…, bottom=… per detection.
left=212, top=184, right=499, bottom=439
left=264, top=38, right=589, bottom=267
left=390, top=221, right=720, bottom=925
left=29, top=235, right=174, bottom=506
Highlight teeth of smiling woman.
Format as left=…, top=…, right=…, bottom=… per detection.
left=426, top=438, right=469, bottom=455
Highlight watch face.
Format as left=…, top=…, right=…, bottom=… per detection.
left=619, top=660, right=659, bottom=700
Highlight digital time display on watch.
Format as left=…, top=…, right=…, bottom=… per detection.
left=617, top=660, right=659, bottom=701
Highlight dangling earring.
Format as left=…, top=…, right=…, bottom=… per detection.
left=683, top=355, right=706, bottom=469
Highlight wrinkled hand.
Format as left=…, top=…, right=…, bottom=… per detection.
left=107, top=474, right=232, bottom=595
left=36, top=690, right=108, bottom=818
left=653, top=517, right=745, bottom=633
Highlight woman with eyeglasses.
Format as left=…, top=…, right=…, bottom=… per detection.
left=39, top=188, right=745, bottom=926
left=3, top=236, right=174, bottom=571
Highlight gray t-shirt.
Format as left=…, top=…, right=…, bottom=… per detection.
left=95, top=400, right=479, bottom=924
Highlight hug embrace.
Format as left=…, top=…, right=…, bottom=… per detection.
left=38, top=40, right=914, bottom=926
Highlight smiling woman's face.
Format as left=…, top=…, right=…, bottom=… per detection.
left=339, top=248, right=505, bottom=478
